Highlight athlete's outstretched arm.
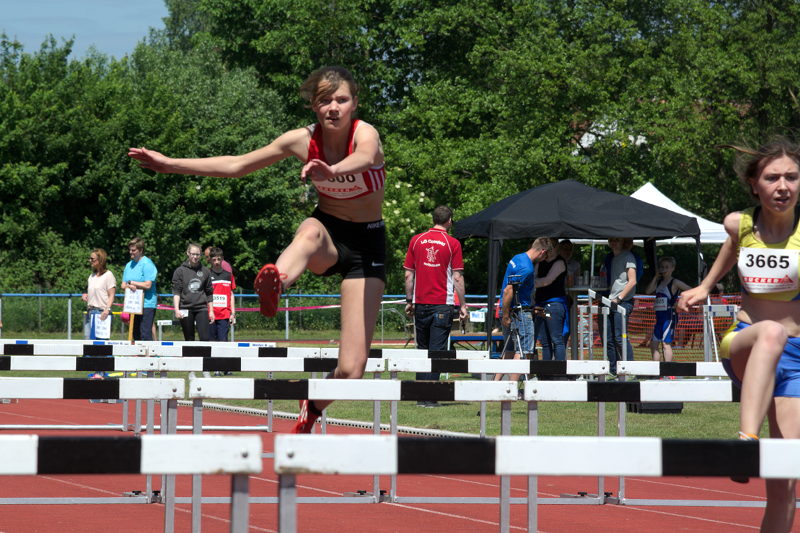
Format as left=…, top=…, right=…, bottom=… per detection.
left=677, top=213, right=739, bottom=312
left=128, top=128, right=308, bottom=178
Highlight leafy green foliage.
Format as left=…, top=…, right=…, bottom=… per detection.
left=5, top=1, right=800, bottom=298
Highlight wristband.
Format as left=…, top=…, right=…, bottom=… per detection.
left=406, top=298, right=413, bottom=304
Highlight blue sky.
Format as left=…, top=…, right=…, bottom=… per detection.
left=1, top=0, right=171, bottom=58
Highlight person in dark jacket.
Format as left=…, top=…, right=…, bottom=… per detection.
left=172, top=243, right=214, bottom=341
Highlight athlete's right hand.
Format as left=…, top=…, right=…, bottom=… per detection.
left=128, top=147, right=170, bottom=173
left=676, top=286, right=708, bottom=313
left=301, top=158, right=334, bottom=182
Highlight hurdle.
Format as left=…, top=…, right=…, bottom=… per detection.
left=274, top=434, right=795, bottom=533
left=0, top=377, right=183, bottom=430
left=188, top=377, right=519, bottom=512
left=617, top=360, right=727, bottom=378
left=519, top=377, right=770, bottom=517
left=1, top=342, right=146, bottom=356
left=0, top=434, right=261, bottom=533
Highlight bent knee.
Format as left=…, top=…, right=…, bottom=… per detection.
left=294, top=223, right=326, bottom=245
left=758, top=321, right=789, bottom=352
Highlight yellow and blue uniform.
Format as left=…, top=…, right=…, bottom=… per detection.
left=720, top=207, right=800, bottom=397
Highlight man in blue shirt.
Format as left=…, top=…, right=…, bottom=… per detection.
left=494, top=237, right=552, bottom=382
left=121, top=237, right=158, bottom=341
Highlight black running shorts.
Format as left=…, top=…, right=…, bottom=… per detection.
left=311, top=207, right=386, bottom=282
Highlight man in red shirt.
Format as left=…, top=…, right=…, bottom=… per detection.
left=404, top=206, right=467, bottom=406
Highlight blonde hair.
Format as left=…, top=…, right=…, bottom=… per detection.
left=92, top=248, right=108, bottom=275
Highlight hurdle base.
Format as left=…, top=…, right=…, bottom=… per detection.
left=343, top=490, right=390, bottom=502
left=559, top=492, right=600, bottom=499
left=626, top=402, right=683, bottom=414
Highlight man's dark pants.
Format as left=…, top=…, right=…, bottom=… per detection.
left=414, top=304, right=454, bottom=381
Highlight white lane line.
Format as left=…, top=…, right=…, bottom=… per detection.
left=622, top=505, right=760, bottom=530
left=383, top=502, right=527, bottom=531
left=250, top=475, right=344, bottom=496
left=39, top=476, right=120, bottom=495
left=173, top=505, right=276, bottom=532
left=627, top=477, right=766, bottom=499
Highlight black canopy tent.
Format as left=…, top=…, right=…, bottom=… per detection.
left=452, top=179, right=702, bottom=336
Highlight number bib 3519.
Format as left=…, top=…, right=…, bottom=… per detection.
left=738, top=247, right=799, bottom=294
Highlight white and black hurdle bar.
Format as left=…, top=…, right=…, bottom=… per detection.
left=0, top=376, right=184, bottom=510
left=187, top=373, right=618, bottom=530
left=0, top=434, right=261, bottom=533
left=1, top=343, right=487, bottom=434
left=188, top=360, right=612, bottom=512
left=189, top=377, right=519, bottom=509
left=386, top=357, right=612, bottom=510
left=146, top=345, right=488, bottom=433
left=274, top=434, right=796, bottom=533
left=523, top=376, right=748, bottom=513
left=1, top=341, right=156, bottom=434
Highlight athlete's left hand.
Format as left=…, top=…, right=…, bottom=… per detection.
left=301, top=159, right=335, bottom=182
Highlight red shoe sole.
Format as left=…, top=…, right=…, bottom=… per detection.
left=291, top=400, right=314, bottom=434
left=254, top=264, right=282, bottom=317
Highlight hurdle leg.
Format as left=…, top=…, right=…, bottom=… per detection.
left=389, top=371, right=399, bottom=502
left=615, top=375, right=627, bottom=504
left=134, top=372, right=142, bottom=434
left=163, top=398, right=178, bottom=533
left=266, top=371, right=273, bottom=432
left=527, top=400, right=539, bottom=533
left=121, top=396, right=129, bottom=430
left=499, top=400, right=511, bottom=533
left=479, top=372, right=487, bottom=438
left=597, top=375, right=606, bottom=503
left=229, top=474, right=250, bottom=533
left=372, top=371, right=382, bottom=502
left=146, top=393, right=154, bottom=499
left=192, top=399, right=203, bottom=533
left=278, top=474, right=297, bottom=533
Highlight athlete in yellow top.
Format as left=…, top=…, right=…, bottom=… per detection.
left=679, top=139, right=800, bottom=533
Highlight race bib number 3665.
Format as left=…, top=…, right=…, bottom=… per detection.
left=738, top=247, right=799, bottom=293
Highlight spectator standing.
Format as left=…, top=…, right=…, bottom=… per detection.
left=404, top=206, right=467, bottom=407
left=208, top=247, right=236, bottom=342
left=603, top=237, right=637, bottom=376
left=557, top=239, right=581, bottom=287
left=534, top=239, right=569, bottom=361
left=121, top=237, right=157, bottom=341
left=172, top=243, right=214, bottom=341
left=494, top=238, right=552, bottom=382
left=645, top=256, right=691, bottom=363
left=205, top=246, right=233, bottom=273
left=81, top=248, right=116, bottom=340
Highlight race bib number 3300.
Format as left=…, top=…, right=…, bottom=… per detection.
left=738, top=248, right=799, bottom=293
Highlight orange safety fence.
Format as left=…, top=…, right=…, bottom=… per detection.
left=572, top=295, right=739, bottom=362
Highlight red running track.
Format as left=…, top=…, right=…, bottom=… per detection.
left=0, top=399, right=794, bottom=532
